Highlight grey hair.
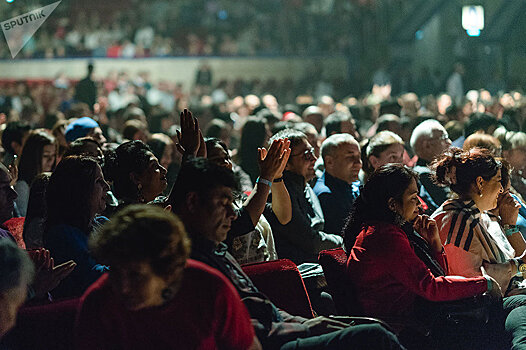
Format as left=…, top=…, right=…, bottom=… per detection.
left=321, top=134, right=358, bottom=161
left=0, top=239, right=34, bottom=294
left=409, top=119, right=444, bottom=153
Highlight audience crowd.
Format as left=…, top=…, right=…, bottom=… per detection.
left=2, top=62, right=526, bottom=349
left=0, top=0, right=357, bottom=60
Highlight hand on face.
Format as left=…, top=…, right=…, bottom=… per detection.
left=498, top=191, right=520, bottom=225
left=413, top=215, right=442, bottom=253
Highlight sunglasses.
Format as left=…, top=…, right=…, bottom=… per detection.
left=291, top=147, right=316, bottom=161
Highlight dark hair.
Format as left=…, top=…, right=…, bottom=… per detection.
left=432, top=147, right=501, bottom=196
left=45, top=156, right=100, bottom=234
left=205, top=119, right=228, bottom=139
left=324, top=112, right=352, bottom=136
left=269, top=128, right=306, bottom=150
left=343, top=164, right=418, bottom=251
left=500, top=159, right=511, bottom=190
left=464, top=113, right=499, bottom=138
left=104, top=141, right=152, bottom=201
left=18, top=130, right=56, bottom=185
left=1, top=121, right=30, bottom=155
left=238, top=117, right=267, bottom=183
left=205, top=137, right=229, bottom=156
left=169, top=158, right=238, bottom=213
left=147, top=137, right=168, bottom=163
left=23, top=173, right=51, bottom=249
left=122, top=120, right=146, bottom=140
left=63, top=137, right=101, bottom=158
left=91, top=205, right=190, bottom=279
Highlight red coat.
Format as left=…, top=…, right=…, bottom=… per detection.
left=347, top=223, right=488, bottom=318
left=76, top=259, right=255, bottom=350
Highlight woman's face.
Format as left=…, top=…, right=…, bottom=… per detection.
left=369, top=143, right=404, bottom=170
left=396, top=178, right=420, bottom=222
left=41, top=144, right=56, bottom=172
left=90, top=165, right=110, bottom=217
left=478, top=169, right=503, bottom=211
left=109, top=261, right=173, bottom=311
left=207, top=144, right=233, bottom=170
left=136, top=152, right=168, bottom=202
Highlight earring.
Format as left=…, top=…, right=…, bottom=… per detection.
left=479, top=187, right=483, bottom=198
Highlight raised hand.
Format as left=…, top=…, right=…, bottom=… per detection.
left=175, top=109, right=202, bottom=156
left=258, top=138, right=291, bottom=181
left=413, top=215, right=442, bottom=253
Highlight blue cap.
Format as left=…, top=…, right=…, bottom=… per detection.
left=65, top=117, right=99, bottom=143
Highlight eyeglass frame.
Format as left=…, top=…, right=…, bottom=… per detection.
left=290, top=147, right=316, bottom=161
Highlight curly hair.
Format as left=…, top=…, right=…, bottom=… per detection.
left=90, top=205, right=191, bottom=279
left=104, top=140, right=153, bottom=201
left=431, top=147, right=501, bottom=197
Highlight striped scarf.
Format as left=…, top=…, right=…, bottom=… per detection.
left=431, top=199, right=514, bottom=264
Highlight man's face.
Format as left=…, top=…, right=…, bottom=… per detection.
left=0, top=167, right=17, bottom=223
left=286, top=139, right=317, bottom=182
left=425, top=128, right=451, bottom=160
left=191, top=186, right=237, bottom=244
left=325, top=142, right=362, bottom=184
left=88, top=127, right=107, bottom=145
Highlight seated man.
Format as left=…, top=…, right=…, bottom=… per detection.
left=76, top=205, right=260, bottom=350
left=170, top=158, right=405, bottom=350
left=313, top=134, right=361, bottom=235
left=410, top=119, right=452, bottom=207
left=266, top=129, right=342, bottom=264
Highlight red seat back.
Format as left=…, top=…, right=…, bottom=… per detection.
left=242, top=259, right=315, bottom=318
left=318, top=248, right=362, bottom=315
left=4, top=217, right=26, bottom=249
left=3, top=298, right=80, bottom=349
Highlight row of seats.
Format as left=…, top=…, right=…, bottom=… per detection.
left=3, top=248, right=385, bottom=349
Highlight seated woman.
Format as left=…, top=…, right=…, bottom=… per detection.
left=205, top=137, right=291, bottom=264
left=104, top=140, right=168, bottom=209
left=345, top=164, right=501, bottom=348
left=76, top=205, right=260, bottom=350
left=15, top=130, right=57, bottom=216
left=43, top=156, right=110, bottom=298
left=22, top=173, right=51, bottom=250
left=431, top=148, right=525, bottom=292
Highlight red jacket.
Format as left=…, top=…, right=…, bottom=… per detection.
left=347, top=222, right=488, bottom=318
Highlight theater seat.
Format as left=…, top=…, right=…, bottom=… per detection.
left=4, top=217, right=26, bottom=249
left=318, top=248, right=362, bottom=315
left=2, top=298, right=80, bottom=350
left=242, top=259, right=315, bottom=318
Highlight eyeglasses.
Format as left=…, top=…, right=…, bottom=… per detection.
left=291, top=147, right=316, bottom=161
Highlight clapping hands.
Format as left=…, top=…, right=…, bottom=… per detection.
left=27, top=248, right=76, bottom=298
left=258, top=138, right=291, bottom=181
